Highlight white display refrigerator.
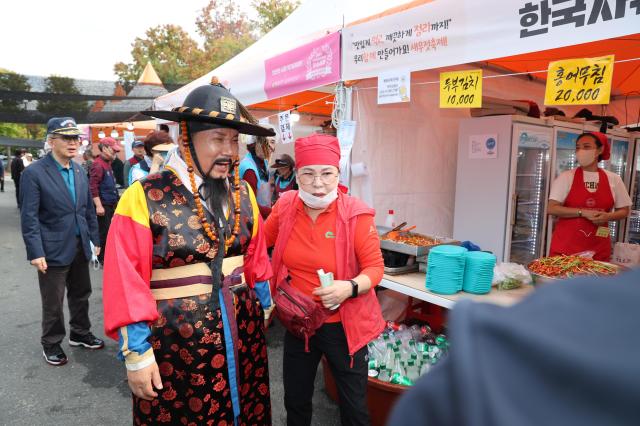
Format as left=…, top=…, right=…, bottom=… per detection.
left=453, top=115, right=553, bottom=264
left=624, top=135, right=640, bottom=244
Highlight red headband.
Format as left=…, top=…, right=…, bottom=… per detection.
left=294, top=134, right=341, bottom=169
left=581, top=131, right=610, bottom=161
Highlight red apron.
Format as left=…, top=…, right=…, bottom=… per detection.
left=549, top=168, right=614, bottom=261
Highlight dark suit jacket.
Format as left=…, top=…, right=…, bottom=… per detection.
left=20, top=154, right=100, bottom=266
left=11, top=156, right=24, bottom=181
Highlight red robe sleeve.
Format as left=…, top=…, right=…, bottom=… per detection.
left=102, top=181, right=157, bottom=341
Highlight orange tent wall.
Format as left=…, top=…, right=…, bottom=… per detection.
left=249, top=90, right=334, bottom=116
left=485, top=34, right=640, bottom=97
left=89, top=121, right=156, bottom=143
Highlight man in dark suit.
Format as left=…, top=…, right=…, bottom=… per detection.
left=20, top=117, right=105, bottom=366
left=0, top=155, right=5, bottom=192
left=10, top=148, right=26, bottom=207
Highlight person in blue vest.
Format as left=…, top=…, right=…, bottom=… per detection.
left=270, top=153, right=297, bottom=203
left=128, top=130, right=175, bottom=186
left=239, top=129, right=276, bottom=218
left=89, top=137, right=121, bottom=265
left=20, top=117, right=104, bottom=366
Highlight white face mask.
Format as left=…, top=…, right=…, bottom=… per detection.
left=298, top=188, right=338, bottom=209
left=576, top=149, right=597, bottom=167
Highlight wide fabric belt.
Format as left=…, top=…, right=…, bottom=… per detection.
left=150, top=256, right=245, bottom=300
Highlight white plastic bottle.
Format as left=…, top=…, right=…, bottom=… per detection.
left=378, top=365, right=391, bottom=382
left=406, top=360, right=420, bottom=383
left=385, top=209, right=397, bottom=228
left=419, top=357, right=431, bottom=376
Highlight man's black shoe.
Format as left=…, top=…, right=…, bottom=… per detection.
left=69, top=332, right=105, bottom=349
left=43, top=344, right=68, bottom=366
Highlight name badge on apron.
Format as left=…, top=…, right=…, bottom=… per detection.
left=595, top=226, right=610, bottom=238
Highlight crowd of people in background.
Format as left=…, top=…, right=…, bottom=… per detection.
left=5, top=122, right=298, bottom=220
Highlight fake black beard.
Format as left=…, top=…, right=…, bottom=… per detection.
left=201, top=177, right=229, bottom=226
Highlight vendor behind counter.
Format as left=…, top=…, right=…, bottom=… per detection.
left=547, top=132, right=631, bottom=261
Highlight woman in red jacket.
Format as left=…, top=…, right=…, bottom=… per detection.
left=264, top=134, right=385, bottom=426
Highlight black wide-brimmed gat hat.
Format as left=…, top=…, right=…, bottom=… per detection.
left=141, top=79, right=275, bottom=137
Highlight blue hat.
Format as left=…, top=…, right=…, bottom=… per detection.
left=132, top=140, right=144, bottom=148
left=47, top=117, right=82, bottom=136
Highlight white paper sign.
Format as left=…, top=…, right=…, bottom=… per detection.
left=123, top=131, right=135, bottom=160
left=377, top=70, right=411, bottom=104
left=469, top=134, right=498, bottom=159
left=278, top=111, right=294, bottom=144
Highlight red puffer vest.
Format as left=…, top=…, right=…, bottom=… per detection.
left=271, top=190, right=385, bottom=359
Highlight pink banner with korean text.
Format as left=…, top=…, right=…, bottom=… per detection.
left=264, top=31, right=341, bottom=99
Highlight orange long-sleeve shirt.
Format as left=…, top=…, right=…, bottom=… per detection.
left=264, top=196, right=384, bottom=322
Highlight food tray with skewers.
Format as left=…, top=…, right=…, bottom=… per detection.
left=527, top=255, right=620, bottom=284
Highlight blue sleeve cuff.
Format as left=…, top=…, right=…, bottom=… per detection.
left=117, top=322, right=152, bottom=363
left=254, top=280, right=272, bottom=310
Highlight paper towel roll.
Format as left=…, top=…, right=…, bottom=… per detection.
left=351, top=162, right=368, bottom=177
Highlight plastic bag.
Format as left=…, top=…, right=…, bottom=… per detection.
left=89, top=241, right=100, bottom=271
left=492, top=263, right=532, bottom=290
left=570, top=250, right=596, bottom=259
left=612, top=243, right=640, bottom=267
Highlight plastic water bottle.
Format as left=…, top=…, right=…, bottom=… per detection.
left=385, top=209, right=397, bottom=228
left=420, top=353, right=429, bottom=368
left=390, top=353, right=405, bottom=380
left=390, top=353, right=413, bottom=386
left=408, top=340, right=419, bottom=360
left=406, top=359, right=420, bottom=383
left=395, top=339, right=408, bottom=363
left=430, top=346, right=441, bottom=362
left=374, top=340, right=385, bottom=358
left=367, top=343, right=381, bottom=370
left=382, top=343, right=394, bottom=369
left=410, top=353, right=418, bottom=367
left=378, top=365, right=391, bottom=382
left=436, top=334, right=449, bottom=355
left=419, top=356, right=431, bottom=376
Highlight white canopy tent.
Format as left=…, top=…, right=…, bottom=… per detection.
left=154, top=0, right=414, bottom=110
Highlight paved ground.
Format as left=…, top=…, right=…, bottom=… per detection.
left=0, top=179, right=339, bottom=425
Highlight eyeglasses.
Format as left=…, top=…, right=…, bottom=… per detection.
left=51, top=135, right=81, bottom=144
left=298, top=171, right=338, bottom=185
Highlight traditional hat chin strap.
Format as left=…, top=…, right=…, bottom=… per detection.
left=185, top=121, right=207, bottom=179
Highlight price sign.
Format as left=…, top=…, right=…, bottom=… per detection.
left=439, top=70, right=482, bottom=109
left=544, top=55, right=614, bottom=106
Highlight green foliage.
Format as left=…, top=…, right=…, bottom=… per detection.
left=0, top=122, right=29, bottom=138
left=114, top=24, right=202, bottom=90
left=252, top=0, right=300, bottom=34
left=113, top=0, right=299, bottom=88
left=195, top=0, right=255, bottom=68
left=37, top=76, right=88, bottom=116
left=0, top=71, right=31, bottom=112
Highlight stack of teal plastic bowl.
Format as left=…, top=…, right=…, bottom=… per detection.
left=425, top=245, right=468, bottom=294
left=462, top=251, right=496, bottom=294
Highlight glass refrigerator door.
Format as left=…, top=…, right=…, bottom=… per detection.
left=603, top=138, right=630, bottom=243
left=627, top=139, right=640, bottom=244
left=509, top=127, right=552, bottom=265
left=546, top=129, right=582, bottom=254
left=554, top=130, right=580, bottom=176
